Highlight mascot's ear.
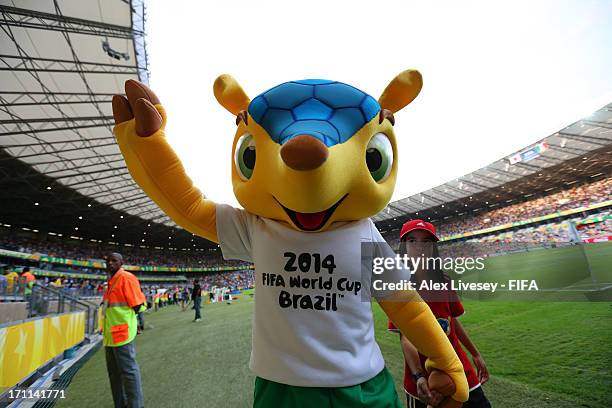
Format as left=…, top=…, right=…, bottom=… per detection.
left=378, top=70, right=423, bottom=114
left=213, top=74, right=250, bottom=116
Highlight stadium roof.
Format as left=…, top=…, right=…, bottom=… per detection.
left=374, top=103, right=612, bottom=231
left=0, top=0, right=216, bottom=250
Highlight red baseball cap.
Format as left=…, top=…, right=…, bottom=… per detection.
left=399, top=219, right=439, bottom=241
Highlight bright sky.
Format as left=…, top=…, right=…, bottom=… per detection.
left=145, top=0, right=612, bottom=207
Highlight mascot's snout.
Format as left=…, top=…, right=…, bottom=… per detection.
left=280, top=135, right=328, bottom=171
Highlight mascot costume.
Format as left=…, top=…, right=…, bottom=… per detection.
left=112, top=71, right=468, bottom=407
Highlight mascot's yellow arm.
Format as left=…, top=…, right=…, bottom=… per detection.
left=114, top=105, right=218, bottom=243
left=379, top=291, right=469, bottom=402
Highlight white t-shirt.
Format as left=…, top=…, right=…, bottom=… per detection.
left=216, top=204, right=403, bottom=387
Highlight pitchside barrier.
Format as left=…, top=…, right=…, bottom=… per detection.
left=0, top=311, right=86, bottom=388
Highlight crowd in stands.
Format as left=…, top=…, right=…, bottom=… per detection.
left=0, top=232, right=248, bottom=269
left=437, top=210, right=611, bottom=258
left=508, top=223, right=570, bottom=243
left=437, top=177, right=610, bottom=237
left=45, top=276, right=105, bottom=297
left=383, top=177, right=610, bottom=248
left=0, top=267, right=105, bottom=297
left=577, top=219, right=612, bottom=239
left=1, top=266, right=255, bottom=300
left=438, top=224, right=572, bottom=259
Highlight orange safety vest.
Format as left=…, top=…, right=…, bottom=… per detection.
left=102, top=269, right=146, bottom=347
left=21, top=272, right=36, bottom=283
left=21, top=272, right=36, bottom=294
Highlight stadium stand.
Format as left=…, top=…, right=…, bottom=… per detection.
left=382, top=177, right=611, bottom=249
left=436, top=178, right=610, bottom=237
left=375, top=102, right=611, bottom=244
left=431, top=209, right=611, bottom=259
left=0, top=229, right=245, bottom=268
left=0, top=230, right=253, bottom=303
left=376, top=101, right=611, bottom=252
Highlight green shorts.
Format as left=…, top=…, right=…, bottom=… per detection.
left=253, top=367, right=402, bottom=408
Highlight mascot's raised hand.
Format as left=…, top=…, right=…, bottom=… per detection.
left=112, top=72, right=468, bottom=407
left=112, top=80, right=218, bottom=242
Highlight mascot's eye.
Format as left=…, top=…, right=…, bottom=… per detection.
left=234, top=133, right=256, bottom=180
left=366, top=133, right=393, bottom=182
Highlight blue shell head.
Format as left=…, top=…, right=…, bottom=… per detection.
left=248, top=79, right=381, bottom=147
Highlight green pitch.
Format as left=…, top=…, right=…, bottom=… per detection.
left=449, top=241, right=612, bottom=302
left=58, top=244, right=611, bottom=408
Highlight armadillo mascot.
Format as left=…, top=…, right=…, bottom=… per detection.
left=112, top=70, right=468, bottom=408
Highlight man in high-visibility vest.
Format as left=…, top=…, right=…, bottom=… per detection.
left=20, top=267, right=36, bottom=295
left=103, top=253, right=146, bottom=408
left=153, top=291, right=160, bottom=311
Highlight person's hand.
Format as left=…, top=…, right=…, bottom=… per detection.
left=427, top=389, right=444, bottom=407
left=415, top=377, right=444, bottom=407
left=416, top=377, right=445, bottom=406
left=112, top=80, right=163, bottom=137
left=416, top=377, right=432, bottom=403
left=425, top=370, right=462, bottom=408
left=472, top=354, right=489, bottom=384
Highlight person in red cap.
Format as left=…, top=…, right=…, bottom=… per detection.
left=388, top=220, right=491, bottom=408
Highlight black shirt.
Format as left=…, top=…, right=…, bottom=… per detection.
left=192, top=283, right=201, bottom=300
